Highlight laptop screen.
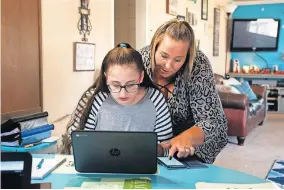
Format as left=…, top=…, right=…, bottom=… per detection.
left=1, top=161, right=25, bottom=189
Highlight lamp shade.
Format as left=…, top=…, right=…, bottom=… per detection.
left=226, top=4, right=237, bottom=14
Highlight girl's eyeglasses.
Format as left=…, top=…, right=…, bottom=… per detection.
left=106, top=74, right=142, bottom=93
left=107, top=83, right=140, bottom=93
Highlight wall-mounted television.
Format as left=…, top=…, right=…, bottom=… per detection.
left=230, top=19, right=280, bottom=52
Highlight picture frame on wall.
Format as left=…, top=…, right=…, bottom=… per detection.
left=166, top=0, right=178, bottom=16
left=213, top=8, right=220, bottom=57
left=74, top=42, right=96, bottom=71
left=186, top=11, right=197, bottom=26
left=201, top=0, right=208, bottom=20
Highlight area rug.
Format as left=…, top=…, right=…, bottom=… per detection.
left=266, top=160, right=284, bottom=189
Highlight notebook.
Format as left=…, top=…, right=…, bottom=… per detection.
left=195, top=182, right=280, bottom=189
left=32, top=157, right=66, bottom=179
left=65, top=177, right=152, bottom=189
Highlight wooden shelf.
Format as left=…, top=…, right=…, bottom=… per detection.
left=226, top=73, right=284, bottom=79
left=268, top=87, right=284, bottom=90
left=267, top=97, right=278, bottom=101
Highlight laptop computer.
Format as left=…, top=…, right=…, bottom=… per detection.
left=1, top=152, right=32, bottom=189
left=1, top=152, right=52, bottom=189
left=71, top=130, right=157, bottom=174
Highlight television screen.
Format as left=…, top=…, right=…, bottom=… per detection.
left=231, top=19, right=280, bottom=52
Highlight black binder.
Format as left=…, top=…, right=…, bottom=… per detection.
left=1, top=112, right=48, bottom=145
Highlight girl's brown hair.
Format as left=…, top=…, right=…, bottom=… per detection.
left=60, top=43, right=157, bottom=154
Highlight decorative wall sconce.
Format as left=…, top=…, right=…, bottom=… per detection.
left=78, top=0, right=92, bottom=41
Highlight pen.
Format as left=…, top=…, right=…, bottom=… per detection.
left=24, top=141, right=42, bottom=148
left=36, top=159, right=44, bottom=169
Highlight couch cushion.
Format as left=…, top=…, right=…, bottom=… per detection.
left=214, top=74, right=225, bottom=85
left=216, top=84, right=241, bottom=94
left=231, top=81, right=258, bottom=101
left=249, top=98, right=265, bottom=116
left=223, top=78, right=241, bottom=86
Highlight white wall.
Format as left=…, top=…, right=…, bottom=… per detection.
left=147, top=0, right=228, bottom=75
left=136, top=0, right=147, bottom=49
left=41, top=0, right=113, bottom=136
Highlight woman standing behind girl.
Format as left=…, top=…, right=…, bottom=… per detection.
left=139, top=19, right=228, bottom=164
left=61, top=43, right=173, bottom=155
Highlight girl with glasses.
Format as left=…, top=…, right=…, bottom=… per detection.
left=61, top=43, right=173, bottom=156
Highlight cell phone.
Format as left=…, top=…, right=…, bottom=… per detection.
left=157, top=157, right=186, bottom=169
left=181, top=160, right=208, bottom=169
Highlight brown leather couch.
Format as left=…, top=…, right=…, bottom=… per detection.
left=214, top=74, right=267, bottom=145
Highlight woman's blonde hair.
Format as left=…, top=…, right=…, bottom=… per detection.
left=150, top=19, right=196, bottom=78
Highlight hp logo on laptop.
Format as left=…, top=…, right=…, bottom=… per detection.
left=109, top=148, right=120, bottom=156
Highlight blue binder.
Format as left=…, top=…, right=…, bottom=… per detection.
left=21, top=124, right=54, bottom=137
left=20, top=131, right=52, bottom=146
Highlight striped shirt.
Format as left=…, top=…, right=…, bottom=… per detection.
left=70, top=88, right=173, bottom=143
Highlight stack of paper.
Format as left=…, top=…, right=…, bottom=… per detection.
left=196, top=182, right=280, bottom=189
left=32, top=157, right=66, bottom=179
left=64, top=177, right=152, bottom=189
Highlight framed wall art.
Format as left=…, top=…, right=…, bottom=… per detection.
left=166, top=0, right=178, bottom=16
left=213, top=8, right=220, bottom=57
left=201, top=0, right=208, bottom=20
left=186, top=11, right=197, bottom=26
left=74, top=42, right=96, bottom=71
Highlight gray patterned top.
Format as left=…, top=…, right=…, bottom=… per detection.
left=138, top=46, right=228, bottom=164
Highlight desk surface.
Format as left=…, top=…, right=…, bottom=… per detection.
left=32, top=154, right=269, bottom=189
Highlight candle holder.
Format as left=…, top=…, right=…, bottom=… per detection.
left=242, top=65, right=250, bottom=74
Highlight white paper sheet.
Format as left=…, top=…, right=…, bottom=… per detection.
left=196, top=182, right=280, bottom=189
